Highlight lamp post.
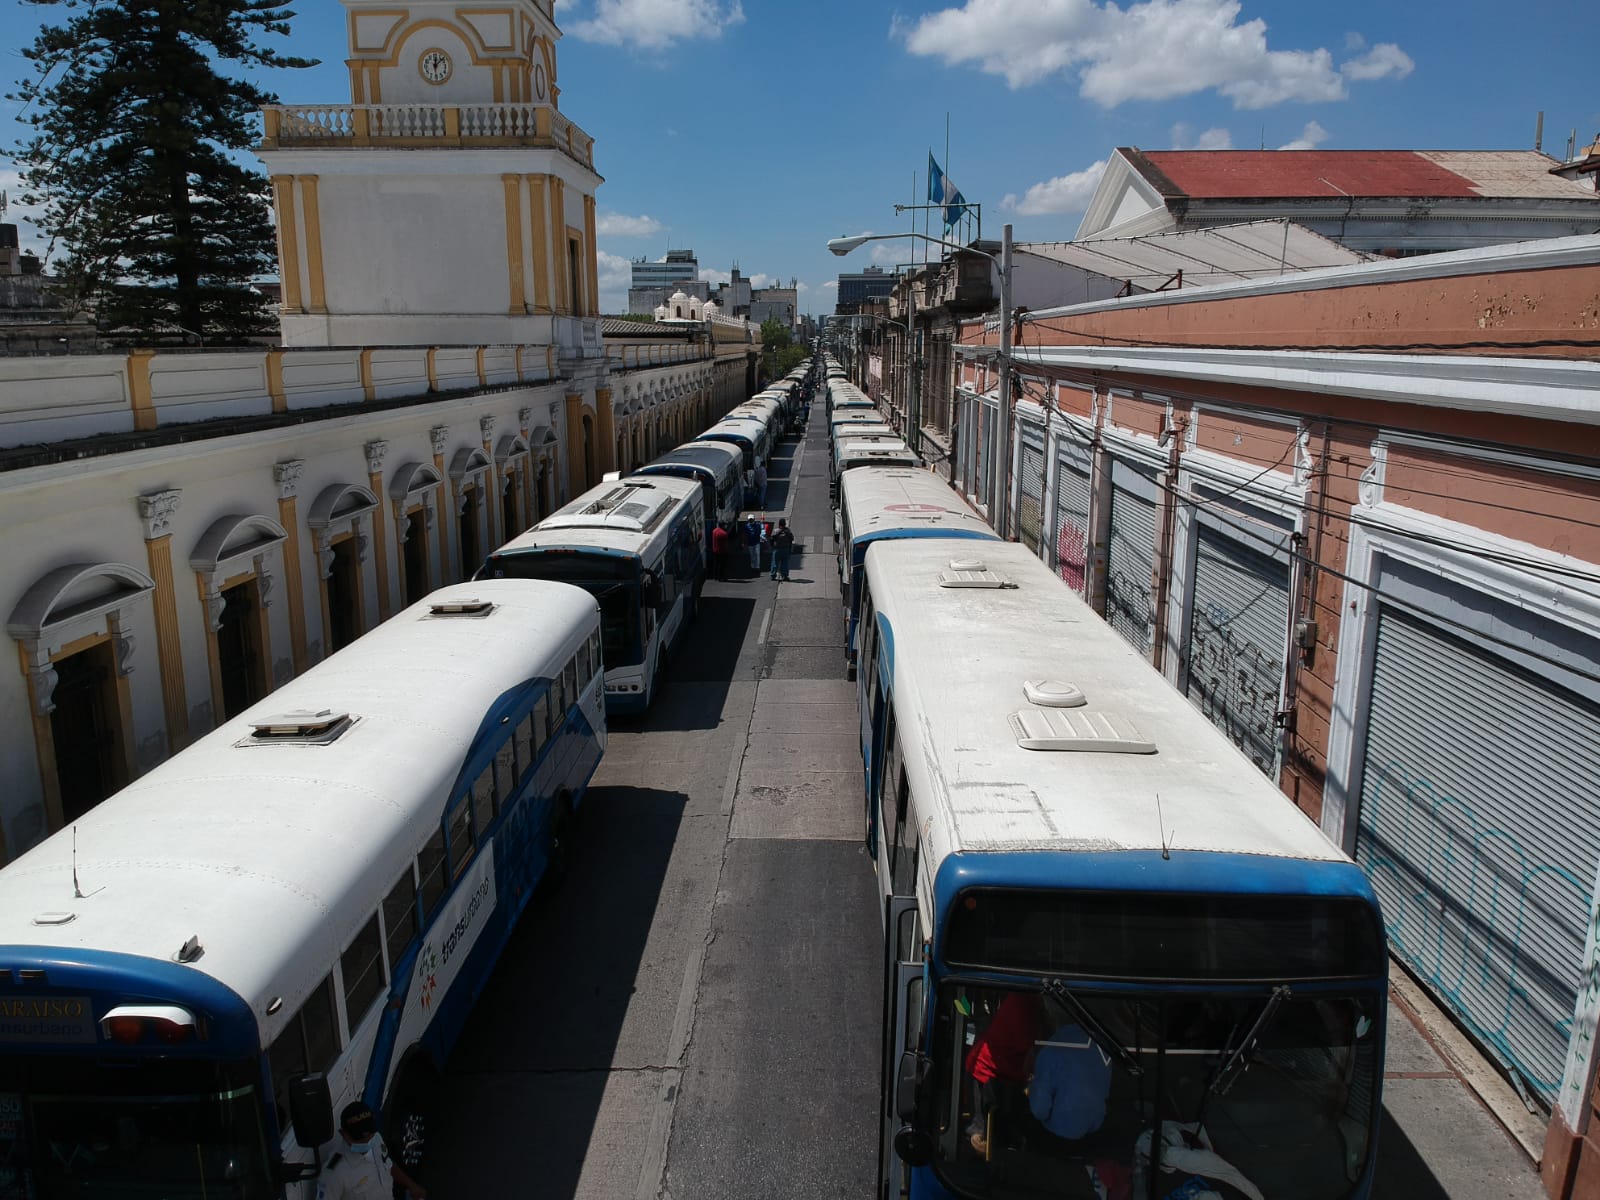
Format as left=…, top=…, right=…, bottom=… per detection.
left=829, top=224, right=1014, bottom=538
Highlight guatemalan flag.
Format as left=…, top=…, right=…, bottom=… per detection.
left=927, top=154, right=968, bottom=229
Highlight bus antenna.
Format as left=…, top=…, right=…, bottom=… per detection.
left=72, top=825, right=85, bottom=898
left=1155, top=794, right=1173, bottom=860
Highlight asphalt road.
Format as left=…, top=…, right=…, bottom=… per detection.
left=425, top=407, right=1545, bottom=1200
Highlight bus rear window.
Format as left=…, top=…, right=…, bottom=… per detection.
left=487, top=551, right=635, bottom=583
left=943, top=889, right=1384, bottom=981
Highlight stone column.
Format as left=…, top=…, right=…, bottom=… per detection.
left=480, top=415, right=500, bottom=550
left=138, top=489, right=188, bottom=751
left=595, top=386, right=616, bottom=476
left=430, top=426, right=453, bottom=580
left=564, top=392, right=586, bottom=496
left=274, top=460, right=310, bottom=672
left=365, top=439, right=393, bottom=619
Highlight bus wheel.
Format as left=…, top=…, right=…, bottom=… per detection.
left=385, top=1053, right=440, bottom=1186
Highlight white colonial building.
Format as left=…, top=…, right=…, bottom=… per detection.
left=0, top=0, right=757, bottom=862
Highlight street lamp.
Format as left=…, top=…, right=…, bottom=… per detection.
left=827, top=224, right=1014, bottom=539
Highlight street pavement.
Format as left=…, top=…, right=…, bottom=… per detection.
left=428, top=401, right=1547, bottom=1199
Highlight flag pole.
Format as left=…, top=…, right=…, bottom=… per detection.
left=945, top=112, right=951, bottom=236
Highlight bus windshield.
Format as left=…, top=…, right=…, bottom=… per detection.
left=0, top=1055, right=274, bottom=1198
left=928, top=982, right=1379, bottom=1200
left=487, top=551, right=641, bottom=666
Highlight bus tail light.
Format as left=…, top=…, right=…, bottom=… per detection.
left=100, top=1005, right=198, bottom=1045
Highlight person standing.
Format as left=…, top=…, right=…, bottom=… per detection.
left=743, top=516, right=764, bottom=575
left=710, top=521, right=730, bottom=581
left=316, top=1101, right=426, bottom=1200
left=770, top=518, right=795, bottom=581
left=753, top=461, right=768, bottom=509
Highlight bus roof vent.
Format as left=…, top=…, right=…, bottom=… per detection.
left=1008, top=709, right=1157, bottom=754
left=427, top=598, right=495, bottom=618
left=242, top=709, right=354, bottom=746
left=1023, top=679, right=1087, bottom=708
left=940, top=560, right=1015, bottom=589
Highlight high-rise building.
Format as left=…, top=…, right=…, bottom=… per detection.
left=835, top=265, right=894, bottom=313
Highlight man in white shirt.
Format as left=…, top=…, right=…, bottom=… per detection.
left=316, top=1101, right=427, bottom=1200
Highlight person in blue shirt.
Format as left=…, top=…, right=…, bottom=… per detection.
left=1028, top=1023, right=1113, bottom=1141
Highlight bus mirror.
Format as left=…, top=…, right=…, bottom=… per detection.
left=287, top=1073, right=334, bottom=1147
left=893, top=1125, right=934, bottom=1167
left=894, top=1051, right=927, bottom=1123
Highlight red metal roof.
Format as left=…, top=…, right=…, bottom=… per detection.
left=1138, top=150, right=1480, bottom=199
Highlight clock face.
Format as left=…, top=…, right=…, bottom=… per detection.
left=418, top=49, right=451, bottom=85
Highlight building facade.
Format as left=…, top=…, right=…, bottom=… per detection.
left=936, top=233, right=1600, bottom=1199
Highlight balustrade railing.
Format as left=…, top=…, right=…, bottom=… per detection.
left=263, top=103, right=595, bottom=168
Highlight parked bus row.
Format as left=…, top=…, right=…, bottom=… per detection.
left=478, top=366, right=813, bottom=713
left=0, top=369, right=821, bottom=1200
left=823, top=443, right=1388, bottom=1200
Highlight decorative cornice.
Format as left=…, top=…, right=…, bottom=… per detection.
left=364, top=439, right=390, bottom=475
left=429, top=425, right=450, bottom=456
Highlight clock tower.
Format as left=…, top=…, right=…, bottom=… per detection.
left=257, top=0, right=603, bottom=356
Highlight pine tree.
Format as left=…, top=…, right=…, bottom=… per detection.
left=8, top=0, right=315, bottom=344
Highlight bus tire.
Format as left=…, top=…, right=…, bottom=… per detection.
left=384, top=1052, right=440, bottom=1186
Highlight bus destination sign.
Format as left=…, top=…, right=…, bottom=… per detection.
left=0, top=995, right=96, bottom=1044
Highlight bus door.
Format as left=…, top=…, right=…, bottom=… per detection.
left=880, top=895, right=924, bottom=1200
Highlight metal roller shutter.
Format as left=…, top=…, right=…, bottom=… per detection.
left=1183, top=526, right=1291, bottom=778
left=1356, top=606, right=1600, bottom=1103
left=1054, top=437, right=1093, bottom=595
left=1017, top=421, right=1046, bottom=553
left=1106, top=461, right=1158, bottom=652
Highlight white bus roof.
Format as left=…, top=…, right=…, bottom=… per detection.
left=0, top=580, right=599, bottom=1038
left=864, top=538, right=1346, bottom=868
left=640, top=441, right=742, bottom=477
left=499, top=475, right=701, bottom=556
left=835, top=441, right=918, bottom=469
left=837, top=468, right=995, bottom=545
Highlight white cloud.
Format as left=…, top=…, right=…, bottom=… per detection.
left=1341, top=42, right=1413, bottom=82
left=568, top=0, right=744, bottom=51
left=1171, top=123, right=1234, bottom=150
left=700, top=267, right=731, bottom=286
left=796, top=282, right=809, bottom=293
left=899, top=0, right=1398, bottom=110
left=821, top=281, right=839, bottom=292
left=595, top=212, right=663, bottom=237
left=597, top=248, right=633, bottom=313
left=1002, top=159, right=1108, bottom=217
left=748, top=272, right=777, bottom=288
left=1277, top=120, right=1329, bottom=150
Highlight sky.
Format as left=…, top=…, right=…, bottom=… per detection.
left=2, top=0, right=1598, bottom=316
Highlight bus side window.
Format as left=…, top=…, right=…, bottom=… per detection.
left=267, top=974, right=340, bottom=1124
left=382, top=867, right=419, bottom=971
left=882, top=721, right=903, bottom=873
left=892, top=786, right=916, bottom=898
left=577, top=642, right=593, bottom=692
left=340, top=914, right=386, bottom=1032
left=550, top=671, right=565, bottom=723
left=494, top=740, right=516, bottom=815
left=446, top=793, right=474, bottom=879
left=418, top=829, right=448, bottom=917
left=562, top=659, right=578, bottom=708
left=533, top=695, right=550, bottom=754
left=590, top=630, right=604, bottom=676
left=471, top=764, right=495, bottom=843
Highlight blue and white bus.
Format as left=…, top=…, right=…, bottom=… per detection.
left=0, top=580, right=606, bottom=1199
left=481, top=475, right=705, bottom=712
left=857, top=538, right=1388, bottom=1200
left=726, top=397, right=785, bottom=454
left=694, top=415, right=771, bottom=477
left=835, top=467, right=996, bottom=677
left=831, top=436, right=918, bottom=502
left=631, top=440, right=744, bottom=540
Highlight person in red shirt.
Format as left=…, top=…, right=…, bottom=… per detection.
left=964, top=991, right=1045, bottom=1156
left=710, top=522, right=730, bottom=581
